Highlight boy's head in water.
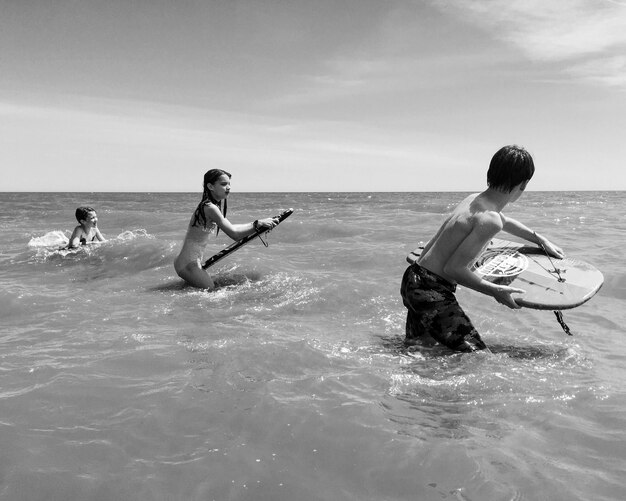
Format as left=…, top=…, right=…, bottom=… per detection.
left=75, top=206, right=98, bottom=226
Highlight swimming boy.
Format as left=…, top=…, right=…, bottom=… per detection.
left=401, top=145, right=564, bottom=352
left=67, top=206, right=106, bottom=249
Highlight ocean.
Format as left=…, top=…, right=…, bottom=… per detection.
left=0, top=191, right=624, bottom=501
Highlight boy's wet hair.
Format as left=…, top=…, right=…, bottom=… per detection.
left=75, top=206, right=96, bottom=223
left=487, top=145, right=535, bottom=192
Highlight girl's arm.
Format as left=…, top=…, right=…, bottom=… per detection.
left=94, top=228, right=106, bottom=242
left=204, top=205, right=277, bottom=241
left=501, top=214, right=564, bottom=258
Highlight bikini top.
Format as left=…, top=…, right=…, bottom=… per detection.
left=199, top=220, right=217, bottom=234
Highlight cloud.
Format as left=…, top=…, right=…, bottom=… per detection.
left=567, top=55, right=626, bottom=88
left=263, top=49, right=502, bottom=111
left=432, top=0, right=626, bottom=88
left=264, top=0, right=626, bottom=110
left=0, top=98, right=470, bottom=191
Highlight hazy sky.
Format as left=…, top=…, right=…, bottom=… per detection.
left=2, top=0, right=625, bottom=192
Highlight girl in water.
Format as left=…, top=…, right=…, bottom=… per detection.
left=174, top=169, right=279, bottom=289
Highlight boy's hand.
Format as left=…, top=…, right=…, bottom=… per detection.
left=537, top=235, right=565, bottom=259
left=492, top=285, right=525, bottom=309
left=543, top=240, right=564, bottom=259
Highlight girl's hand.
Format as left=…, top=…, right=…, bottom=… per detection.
left=255, top=217, right=279, bottom=230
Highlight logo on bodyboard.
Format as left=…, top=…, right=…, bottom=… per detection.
left=475, top=249, right=529, bottom=277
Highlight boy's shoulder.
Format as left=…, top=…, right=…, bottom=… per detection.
left=471, top=208, right=503, bottom=223
left=466, top=194, right=504, bottom=225
left=468, top=209, right=504, bottom=240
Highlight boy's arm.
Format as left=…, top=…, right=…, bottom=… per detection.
left=443, top=215, right=524, bottom=309
left=67, top=227, right=82, bottom=248
left=501, top=215, right=564, bottom=258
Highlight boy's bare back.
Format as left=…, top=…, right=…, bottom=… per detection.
left=417, top=192, right=504, bottom=284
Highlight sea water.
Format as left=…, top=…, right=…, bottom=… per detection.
left=0, top=191, right=624, bottom=501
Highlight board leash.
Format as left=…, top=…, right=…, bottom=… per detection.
left=534, top=233, right=573, bottom=336
left=554, top=310, right=573, bottom=336
left=257, top=232, right=269, bottom=247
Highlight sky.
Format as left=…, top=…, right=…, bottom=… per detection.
left=1, top=0, right=626, bottom=192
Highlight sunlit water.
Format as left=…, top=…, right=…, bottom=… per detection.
left=1, top=191, right=624, bottom=501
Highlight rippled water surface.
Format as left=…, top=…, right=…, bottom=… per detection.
left=0, top=191, right=624, bottom=501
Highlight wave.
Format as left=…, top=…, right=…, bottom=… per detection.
left=27, top=230, right=70, bottom=248
left=22, top=229, right=176, bottom=276
left=262, top=221, right=360, bottom=245
left=598, top=273, right=626, bottom=300
left=154, top=265, right=323, bottom=320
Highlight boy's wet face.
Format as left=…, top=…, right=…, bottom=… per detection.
left=82, top=211, right=98, bottom=227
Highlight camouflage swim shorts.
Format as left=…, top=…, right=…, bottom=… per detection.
left=400, top=263, right=486, bottom=352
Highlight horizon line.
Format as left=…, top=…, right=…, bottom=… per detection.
left=1, top=189, right=625, bottom=194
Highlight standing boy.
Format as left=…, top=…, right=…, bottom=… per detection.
left=401, top=145, right=564, bottom=352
